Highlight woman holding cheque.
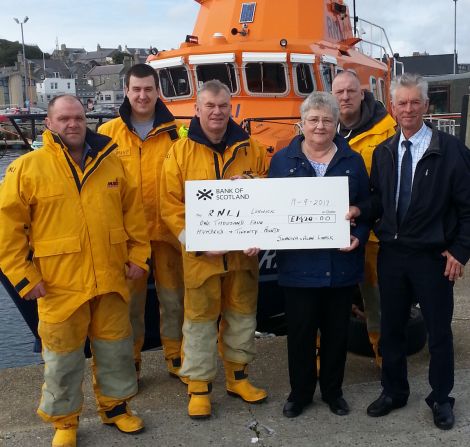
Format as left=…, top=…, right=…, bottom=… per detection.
left=268, top=92, right=370, bottom=418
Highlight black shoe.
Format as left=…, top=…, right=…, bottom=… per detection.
left=326, top=396, right=350, bottom=416
left=432, top=402, right=454, bottom=430
left=367, top=393, right=407, bottom=417
left=283, top=400, right=305, bottom=418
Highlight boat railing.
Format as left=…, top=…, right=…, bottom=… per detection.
left=355, top=18, right=394, bottom=57
left=239, top=116, right=301, bottom=133
left=0, top=112, right=118, bottom=150
left=424, top=113, right=461, bottom=136
left=354, top=18, right=404, bottom=77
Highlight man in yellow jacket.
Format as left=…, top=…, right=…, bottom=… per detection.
left=0, top=95, right=151, bottom=447
left=332, top=70, right=396, bottom=367
left=160, top=80, right=268, bottom=419
left=99, top=64, right=183, bottom=380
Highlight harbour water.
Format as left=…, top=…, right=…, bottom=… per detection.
left=0, top=149, right=42, bottom=369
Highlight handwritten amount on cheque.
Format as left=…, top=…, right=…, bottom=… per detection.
left=195, top=208, right=336, bottom=241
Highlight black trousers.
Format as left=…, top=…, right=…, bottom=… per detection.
left=377, top=244, right=454, bottom=405
left=283, top=286, right=353, bottom=404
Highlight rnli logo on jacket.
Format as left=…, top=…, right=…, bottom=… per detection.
left=115, top=147, right=131, bottom=157
left=197, top=188, right=214, bottom=200
left=107, top=179, right=119, bottom=189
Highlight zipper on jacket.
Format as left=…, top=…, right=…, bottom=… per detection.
left=221, top=143, right=249, bottom=178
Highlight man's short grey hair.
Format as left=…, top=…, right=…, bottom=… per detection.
left=197, top=79, right=231, bottom=101
left=300, top=91, right=339, bottom=122
left=390, top=73, right=428, bottom=102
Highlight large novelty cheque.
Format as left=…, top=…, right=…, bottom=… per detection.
left=185, top=177, right=350, bottom=251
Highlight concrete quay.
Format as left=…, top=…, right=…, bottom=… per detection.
left=1, top=269, right=469, bottom=447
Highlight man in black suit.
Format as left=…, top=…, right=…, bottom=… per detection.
left=364, top=73, right=470, bottom=430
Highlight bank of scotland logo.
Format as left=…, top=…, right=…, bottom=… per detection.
left=197, top=188, right=214, bottom=200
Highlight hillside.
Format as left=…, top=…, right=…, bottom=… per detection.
left=0, top=39, right=49, bottom=67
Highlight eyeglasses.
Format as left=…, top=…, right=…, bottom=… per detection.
left=304, top=116, right=335, bottom=127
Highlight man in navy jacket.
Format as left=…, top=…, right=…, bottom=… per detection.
left=365, top=73, right=470, bottom=430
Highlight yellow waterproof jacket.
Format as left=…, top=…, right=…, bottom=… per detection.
left=347, top=112, right=396, bottom=243
left=160, top=118, right=268, bottom=288
left=0, top=129, right=151, bottom=323
left=99, top=98, right=180, bottom=245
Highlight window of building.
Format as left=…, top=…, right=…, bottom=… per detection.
left=428, top=85, right=450, bottom=113
left=104, top=94, right=112, bottom=101
left=293, top=63, right=316, bottom=95
left=67, top=82, right=71, bottom=89
left=53, top=72, right=60, bottom=78
left=158, top=66, right=192, bottom=99
left=195, top=63, right=238, bottom=93
left=54, top=83, right=58, bottom=89
left=47, top=95, right=51, bottom=100
left=116, top=93, right=124, bottom=101
left=50, top=82, right=54, bottom=89
left=244, top=62, right=287, bottom=94
left=82, top=74, right=87, bottom=79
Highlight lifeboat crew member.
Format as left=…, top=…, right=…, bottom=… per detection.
left=0, top=95, right=151, bottom=447
left=160, top=79, right=268, bottom=419
left=99, top=63, right=184, bottom=381
left=332, top=70, right=397, bottom=367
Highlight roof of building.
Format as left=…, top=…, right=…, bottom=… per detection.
left=399, top=53, right=456, bottom=76
left=87, top=64, right=125, bottom=76
left=77, top=49, right=117, bottom=62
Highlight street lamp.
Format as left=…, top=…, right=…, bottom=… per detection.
left=13, top=16, right=30, bottom=109
left=453, top=0, right=457, bottom=75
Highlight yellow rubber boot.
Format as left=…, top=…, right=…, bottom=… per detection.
left=162, top=338, right=188, bottom=384
left=100, top=403, right=144, bottom=434
left=52, top=428, right=77, bottom=447
left=224, top=361, right=267, bottom=403
left=52, top=415, right=78, bottom=447
left=369, top=332, right=382, bottom=368
left=188, top=381, right=212, bottom=419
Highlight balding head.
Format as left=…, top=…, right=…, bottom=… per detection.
left=332, top=71, right=364, bottom=127
left=45, top=95, right=87, bottom=152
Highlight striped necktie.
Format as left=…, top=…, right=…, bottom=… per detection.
left=397, top=140, right=412, bottom=226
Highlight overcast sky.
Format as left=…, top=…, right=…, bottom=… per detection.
left=1, top=0, right=469, bottom=62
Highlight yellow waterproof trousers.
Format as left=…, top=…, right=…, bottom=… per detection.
left=128, top=241, right=184, bottom=368
left=37, top=293, right=137, bottom=426
left=180, top=269, right=258, bottom=381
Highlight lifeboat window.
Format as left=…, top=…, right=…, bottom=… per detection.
left=158, top=66, right=191, bottom=99
left=378, top=78, right=385, bottom=103
left=244, top=62, right=287, bottom=94
left=320, top=63, right=334, bottom=92
left=293, top=63, right=316, bottom=95
left=369, top=76, right=378, bottom=99
left=195, top=64, right=238, bottom=93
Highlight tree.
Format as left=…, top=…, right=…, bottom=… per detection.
left=0, top=39, right=50, bottom=67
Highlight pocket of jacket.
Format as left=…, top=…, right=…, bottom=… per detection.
left=109, top=228, right=129, bottom=267
left=36, top=183, right=65, bottom=200
left=33, top=236, right=82, bottom=291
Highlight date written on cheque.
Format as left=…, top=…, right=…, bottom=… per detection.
left=289, top=214, right=337, bottom=224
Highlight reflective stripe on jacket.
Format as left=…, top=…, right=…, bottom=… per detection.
left=0, top=129, right=151, bottom=323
